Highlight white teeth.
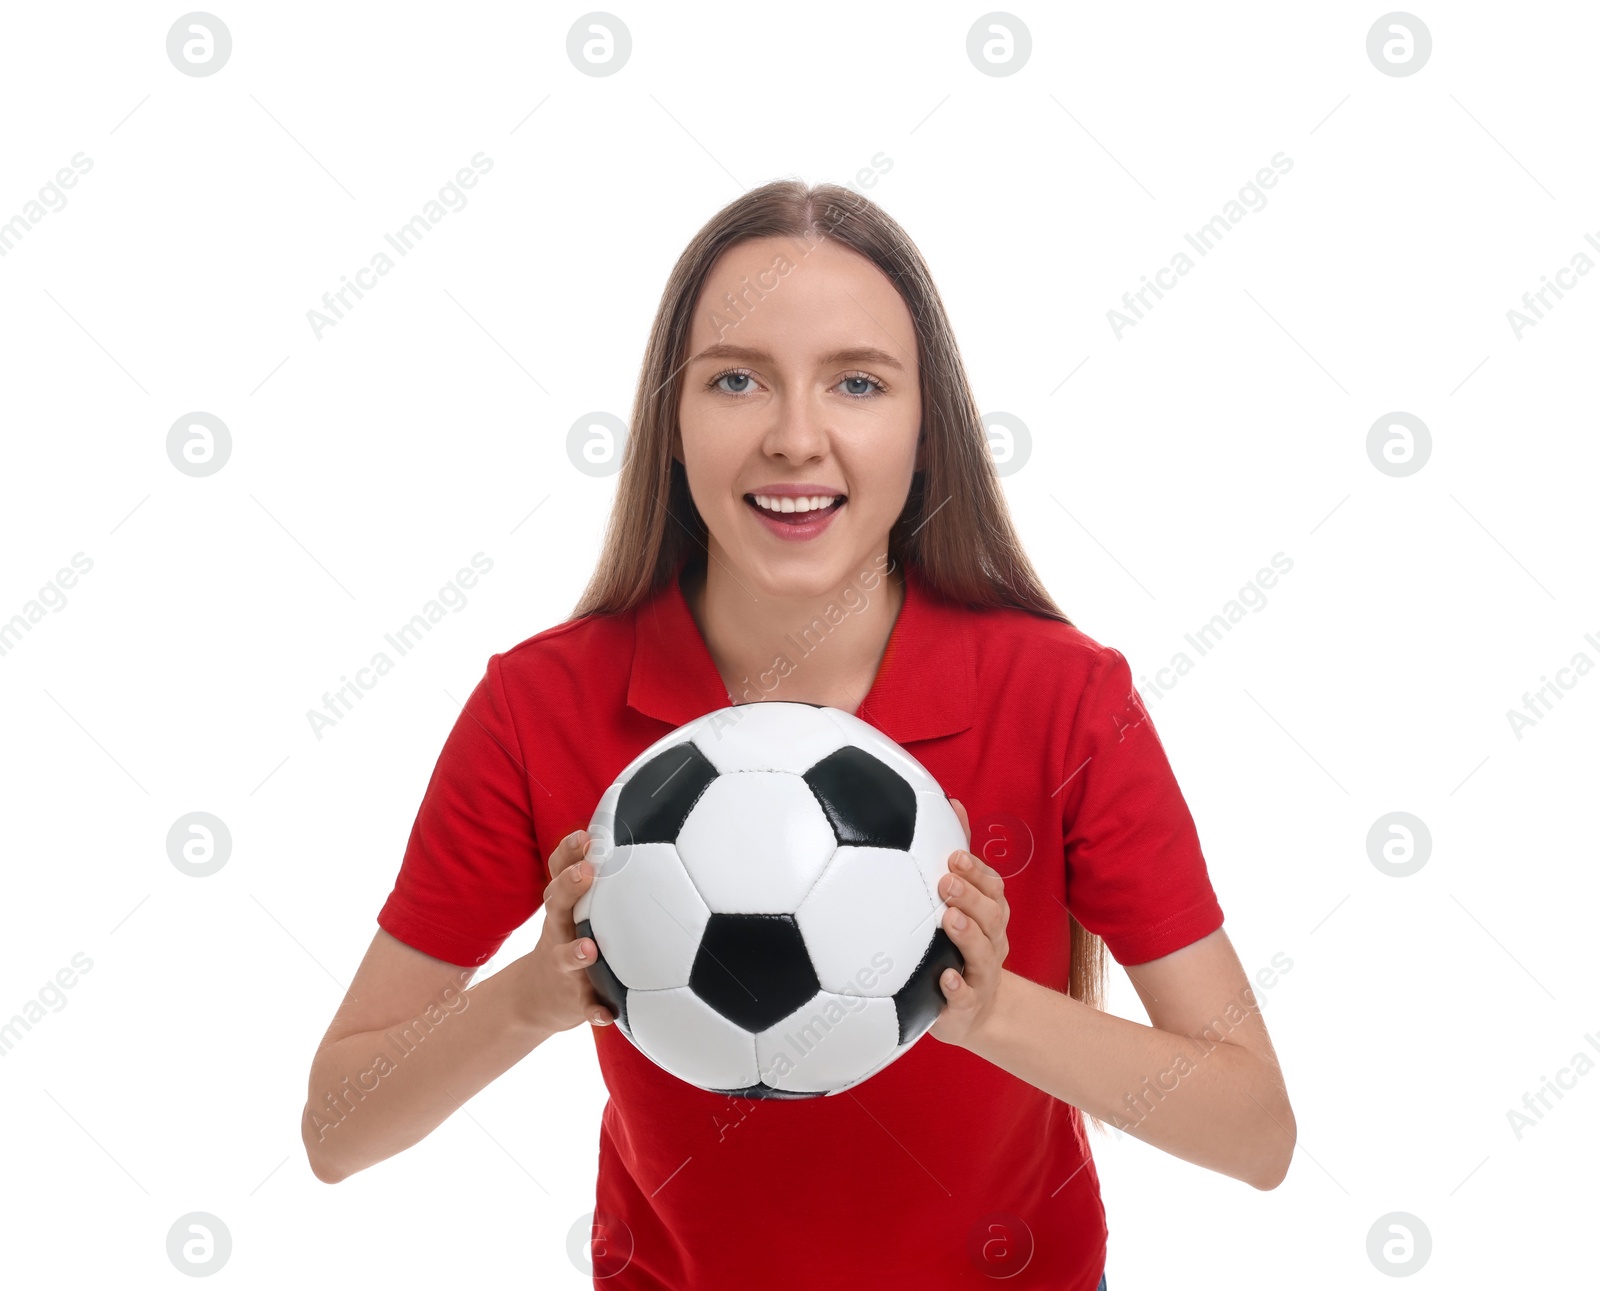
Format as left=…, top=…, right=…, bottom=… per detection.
left=752, top=494, right=841, bottom=514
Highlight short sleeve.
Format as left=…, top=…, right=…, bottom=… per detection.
left=376, top=653, right=546, bottom=968
left=1060, top=646, right=1224, bottom=966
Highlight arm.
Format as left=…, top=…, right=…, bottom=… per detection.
left=932, top=647, right=1294, bottom=1188
left=302, top=830, right=611, bottom=1184
left=966, top=933, right=1296, bottom=1191
left=301, top=931, right=547, bottom=1184
left=929, top=803, right=1294, bottom=1191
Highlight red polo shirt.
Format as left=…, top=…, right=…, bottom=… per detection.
left=377, top=553, right=1225, bottom=1291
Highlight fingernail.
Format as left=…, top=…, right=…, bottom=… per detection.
left=955, top=853, right=972, bottom=870
left=576, top=941, right=589, bottom=960
left=948, top=877, right=964, bottom=897
left=594, top=1014, right=610, bottom=1026
left=565, top=829, right=583, bottom=848
left=951, top=909, right=968, bottom=930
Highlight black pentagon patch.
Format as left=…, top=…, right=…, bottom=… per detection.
left=576, top=918, right=629, bottom=1034
left=709, top=1083, right=822, bottom=1100
left=803, top=745, right=916, bottom=850
left=892, top=928, right=965, bottom=1045
left=690, top=913, right=819, bottom=1033
left=615, top=742, right=719, bottom=845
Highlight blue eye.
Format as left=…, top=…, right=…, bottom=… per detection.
left=706, top=368, right=888, bottom=397
left=714, top=371, right=755, bottom=394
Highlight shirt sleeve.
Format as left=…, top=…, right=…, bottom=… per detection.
left=376, top=653, right=546, bottom=968
left=1060, top=645, right=1224, bottom=966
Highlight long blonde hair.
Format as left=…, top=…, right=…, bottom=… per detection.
left=572, top=179, right=1111, bottom=1130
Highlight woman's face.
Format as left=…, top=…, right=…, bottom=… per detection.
left=675, top=235, right=922, bottom=600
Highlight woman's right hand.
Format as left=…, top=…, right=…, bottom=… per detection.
left=516, top=829, right=616, bottom=1033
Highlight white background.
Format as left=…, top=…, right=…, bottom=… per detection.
left=1, top=1, right=1595, bottom=1286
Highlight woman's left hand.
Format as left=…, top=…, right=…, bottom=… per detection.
left=928, top=798, right=1011, bottom=1049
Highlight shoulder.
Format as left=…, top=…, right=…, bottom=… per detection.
left=946, top=597, right=1149, bottom=743
left=486, top=605, right=635, bottom=698
left=960, top=598, right=1123, bottom=694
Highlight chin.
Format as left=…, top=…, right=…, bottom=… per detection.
left=764, top=556, right=868, bottom=602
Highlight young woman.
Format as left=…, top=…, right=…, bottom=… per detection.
left=301, top=181, right=1295, bottom=1291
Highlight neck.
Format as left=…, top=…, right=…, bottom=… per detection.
left=682, top=551, right=905, bottom=715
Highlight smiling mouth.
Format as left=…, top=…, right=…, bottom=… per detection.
left=743, top=494, right=847, bottom=524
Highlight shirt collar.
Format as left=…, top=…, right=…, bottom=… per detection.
left=627, top=554, right=975, bottom=745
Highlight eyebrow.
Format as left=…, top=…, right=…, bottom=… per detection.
left=687, top=342, right=905, bottom=372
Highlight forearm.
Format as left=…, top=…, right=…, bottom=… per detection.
left=302, top=962, right=555, bottom=1183
left=966, top=970, right=1295, bottom=1189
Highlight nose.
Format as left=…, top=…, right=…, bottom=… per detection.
left=760, top=393, right=829, bottom=465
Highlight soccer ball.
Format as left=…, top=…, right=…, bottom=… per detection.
left=573, top=700, right=967, bottom=1098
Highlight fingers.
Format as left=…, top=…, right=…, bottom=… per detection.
left=941, top=894, right=1005, bottom=975
left=583, top=992, right=616, bottom=1028
left=557, top=930, right=617, bottom=1027
left=562, top=932, right=598, bottom=971
left=543, top=830, right=595, bottom=937
left=945, top=846, right=1006, bottom=906
left=545, top=830, right=616, bottom=1028
left=561, top=935, right=616, bottom=1026
left=544, top=831, right=594, bottom=904
left=939, top=850, right=1009, bottom=953
left=547, top=827, right=590, bottom=881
